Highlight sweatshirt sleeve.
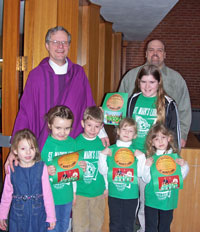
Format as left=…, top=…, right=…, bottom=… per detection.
left=165, top=100, right=181, bottom=151
left=142, top=165, right=151, bottom=184
left=136, top=153, right=146, bottom=178
left=42, top=164, right=56, bottom=223
left=181, top=162, right=189, bottom=179
left=98, top=153, right=108, bottom=190
left=0, top=167, right=13, bottom=219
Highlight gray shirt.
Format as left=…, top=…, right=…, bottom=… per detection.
left=119, top=64, right=191, bottom=141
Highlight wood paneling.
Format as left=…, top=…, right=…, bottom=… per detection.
left=103, top=22, right=112, bottom=94
left=171, top=148, right=200, bottom=231
left=57, top=0, right=79, bottom=63
left=111, top=32, right=122, bottom=91
left=78, top=3, right=100, bottom=104
left=97, top=23, right=106, bottom=106
left=2, top=0, right=20, bottom=168
left=23, top=0, right=57, bottom=85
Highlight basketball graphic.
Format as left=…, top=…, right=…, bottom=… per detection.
left=114, top=148, right=134, bottom=167
left=106, top=94, right=124, bottom=111
left=58, top=152, right=79, bottom=170
left=156, top=155, right=176, bottom=175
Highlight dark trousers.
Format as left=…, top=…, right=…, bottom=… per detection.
left=145, top=205, right=173, bottom=232
left=108, top=196, right=138, bottom=232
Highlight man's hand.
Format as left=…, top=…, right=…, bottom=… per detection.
left=5, top=151, right=18, bottom=173
left=47, top=165, right=56, bottom=176
left=181, top=139, right=186, bottom=148
left=101, top=137, right=110, bottom=147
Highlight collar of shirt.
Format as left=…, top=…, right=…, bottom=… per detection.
left=116, top=140, right=132, bottom=147
left=160, top=64, right=167, bottom=75
left=156, top=148, right=173, bottom=156
left=49, top=58, right=68, bottom=74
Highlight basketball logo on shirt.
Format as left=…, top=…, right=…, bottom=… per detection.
left=156, top=155, right=176, bottom=175
left=114, top=148, right=134, bottom=167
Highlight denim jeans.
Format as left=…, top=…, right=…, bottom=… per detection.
left=50, top=202, right=72, bottom=232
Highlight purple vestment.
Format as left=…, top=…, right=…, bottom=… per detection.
left=12, top=57, right=95, bottom=150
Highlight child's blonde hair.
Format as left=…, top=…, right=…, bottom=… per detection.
left=146, top=123, right=178, bottom=157
left=45, top=105, right=74, bottom=129
left=83, top=106, right=104, bottom=123
left=133, top=64, right=166, bottom=124
left=116, top=118, right=137, bottom=139
left=11, top=129, right=41, bottom=162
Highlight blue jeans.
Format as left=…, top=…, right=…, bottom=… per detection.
left=50, top=202, right=72, bottom=232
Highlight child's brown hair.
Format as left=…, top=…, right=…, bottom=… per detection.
left=146, top=123, right=178, bottom=157
left=116, top=117, right=137, bottom=139
left=83, top=106, right=104, bottom=123
left=45, top=105, right=74, bottom=130
left=11, top=129, right=41, bottom=162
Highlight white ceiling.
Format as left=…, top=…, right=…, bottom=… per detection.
left=90, top=0, right=179, bottom=41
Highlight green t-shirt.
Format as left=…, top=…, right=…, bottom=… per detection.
left=41, top=135, right=76, bottom=205
left=107, top=144, right=139, bottom=199
left=75, top=134, right=105, bottom=197
left=145, top=153, right=183, bottom=210
left=132, top=94, right=157, bottom=152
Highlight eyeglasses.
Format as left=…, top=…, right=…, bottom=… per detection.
left=48, top=40, right=69, bottom=47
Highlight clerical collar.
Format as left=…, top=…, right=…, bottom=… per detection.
left=49, top=59, right=68, bottom=74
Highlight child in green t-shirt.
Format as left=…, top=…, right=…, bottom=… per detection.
left=41, top=105, right=81, bottom=232
left=98, top=117, right=146, bottom=232
left=72, top=106, right=107, bottom=232
left=142, top=123, right=189, bottom=232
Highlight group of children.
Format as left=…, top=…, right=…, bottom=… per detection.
left=0, top=105, right=189, bottom=232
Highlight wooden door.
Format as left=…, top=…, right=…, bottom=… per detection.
left=2, top=0, right=20, bottom=172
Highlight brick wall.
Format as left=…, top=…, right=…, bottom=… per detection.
left=124, top=0, right=200, bottom=108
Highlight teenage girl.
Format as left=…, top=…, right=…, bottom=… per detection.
left=142, top=123, right=189, bottom=232
left=99, top=118, right=146, bottom=232
left=0, top=129, right=56, bottom=232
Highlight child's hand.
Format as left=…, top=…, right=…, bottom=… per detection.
left=146, top=157, right=153, bottom=166
left=134, top=149, right=144, bottom=157
left=102, top=189, right=108, bottom=198
left=176, top=158, right=186, bottom=167
left=101, top=147, right=112, bottom=156
left=73, top=193, right=77, bottom=206
left=47, top=165, right=56, bottom=176
left=78, top=161, right=87, bottom=172
left=0, top=219, right=7, bottom=231
left=48, top=222, right=56, bottom=230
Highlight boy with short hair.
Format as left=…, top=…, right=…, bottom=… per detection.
left=72, top=106, right=107, bottom=232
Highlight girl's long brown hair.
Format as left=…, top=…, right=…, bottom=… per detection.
left=133, top=64, right=166, bottom=123
left=11, top=129, right=41, bottom=162
left=146, top=123, right=178, bottom=157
